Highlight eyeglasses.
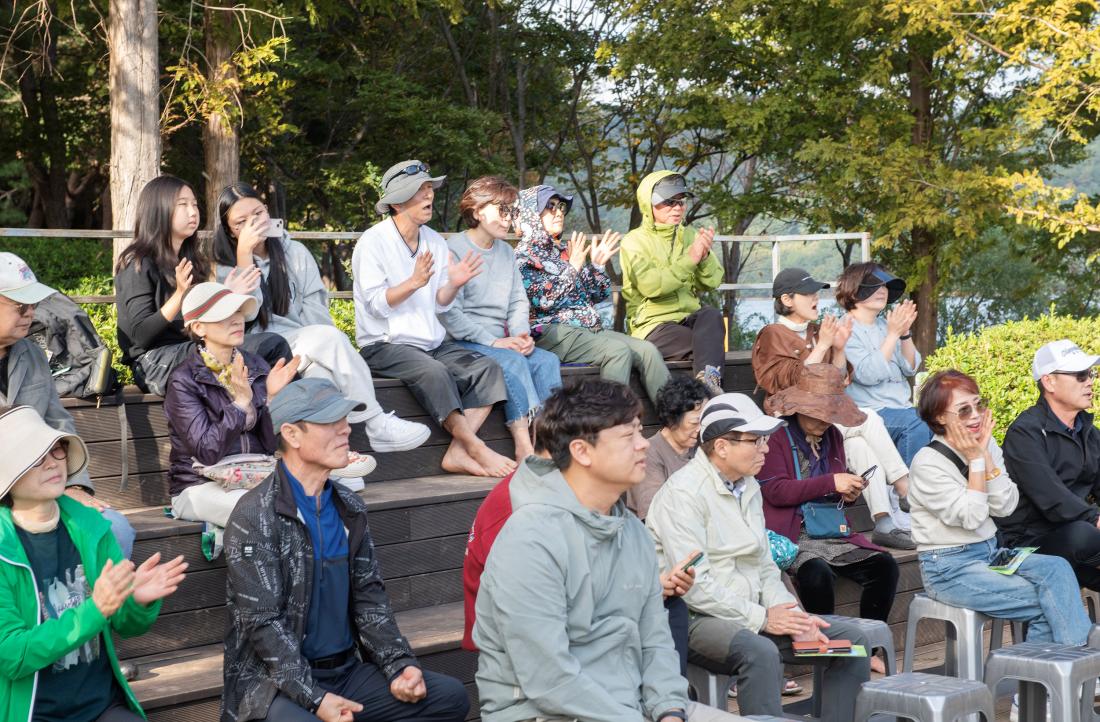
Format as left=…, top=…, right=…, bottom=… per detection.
left=947, top=398, right=989, bottom=419
left=544, top=199, right=570, bottom=216
left=32, top=440, right=69, bottom=468
left=0, top=298, right=36, bottom=315
left=385, top=162, right=430, bottom=190
left=657, top=197, right=687, bottom=209
left=1052, top=369, right=1097, bottom=383
left=495, top=203, right=519, bottom=220
left=725, top=434, right=770, bottom=449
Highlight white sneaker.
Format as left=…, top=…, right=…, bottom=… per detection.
left=364, top=412, right=431, bottom=452
left=1010, top=692, right=1051, bottom=722
left=330, top=451, right=377, bottom=479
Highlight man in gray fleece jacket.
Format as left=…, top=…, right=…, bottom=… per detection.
left=473, top=379, right=746, bottom=722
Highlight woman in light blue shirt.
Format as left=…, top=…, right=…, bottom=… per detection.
left=836, top=262, right=931, bottom=465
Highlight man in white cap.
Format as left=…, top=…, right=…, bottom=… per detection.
left=222, top=378, right=469, bottom=722
left=351, top=158, right=515, bottom=478
left=0, top=252, right=136, bottom=557
left=646, top=393, right=871, bottom=721
left=998, top=339, right=1100, bottom=590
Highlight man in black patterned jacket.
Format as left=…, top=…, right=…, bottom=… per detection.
left=221, top=378, right=469, bottom=722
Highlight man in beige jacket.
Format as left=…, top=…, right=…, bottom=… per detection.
left=646, top=393, right=871, bottom=722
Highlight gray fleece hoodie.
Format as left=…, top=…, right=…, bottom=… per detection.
left=473, top=456, right=688, bottom=722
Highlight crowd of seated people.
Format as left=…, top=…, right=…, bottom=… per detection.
left=10, top=153, right=1100, bottom=722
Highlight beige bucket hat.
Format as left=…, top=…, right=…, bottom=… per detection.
left=0, top=406, right=88, bottom=500
left=182, top=282, right=258, bottom=329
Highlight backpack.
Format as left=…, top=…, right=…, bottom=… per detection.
left=27, top=292, right=119, bottom=399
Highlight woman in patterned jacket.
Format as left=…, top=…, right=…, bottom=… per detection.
left=514, top=184, right=670, bottom=403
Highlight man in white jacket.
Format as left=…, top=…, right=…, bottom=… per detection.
left=646, top=393, right=871, bottom=722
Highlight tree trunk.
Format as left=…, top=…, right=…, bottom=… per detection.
left=908, top=43, right=937, bottom=358
left=203, top=0, right=240, bottom=228
left=108, top=0, right=161, bottom=259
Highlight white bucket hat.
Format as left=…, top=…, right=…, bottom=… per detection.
left=0, top=252, right=56, bottom=304
left=0, top=406, right=88, bottom=500
left=375, top=159, right=446, bottom=215
left=182, top=282, right=258, bottom=329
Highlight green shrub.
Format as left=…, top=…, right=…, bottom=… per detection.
left=924, top=312, right=1100, bottom=442
left=329, top=299, right=357, bottom=345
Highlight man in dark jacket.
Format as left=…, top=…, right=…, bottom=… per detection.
left=222, top=378, right=469, bottom=722
left=999, top=339, right=1100, bottom=590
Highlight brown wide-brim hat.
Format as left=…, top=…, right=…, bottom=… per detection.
left=764, top=364, right=867, bottom=428
left=0, top=406, right=88, bottom=501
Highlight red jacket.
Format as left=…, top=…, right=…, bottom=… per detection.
left=462, top=472, right=515, bottom=651
left=757, top=424, right=879, bottom=552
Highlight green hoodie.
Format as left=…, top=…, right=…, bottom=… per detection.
left=473, top=456, right=688, bottom=722
left=0, top=496, right=160, bottom=722
left=621, top=170, right=724, bottom=340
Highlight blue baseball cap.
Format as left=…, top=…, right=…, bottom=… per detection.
left=535, top=185, right=573, bottom=214
left=269, top=378, right=365, bottom=432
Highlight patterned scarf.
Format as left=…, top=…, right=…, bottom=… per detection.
left=199, top=345, right=238, bottom=394
left=515, top=185, right=562, bottom=258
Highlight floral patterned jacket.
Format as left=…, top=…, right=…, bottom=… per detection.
left=514, top=185, right=611, bottom=330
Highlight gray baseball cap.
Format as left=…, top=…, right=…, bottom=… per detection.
left=375, top=159, right=446, bottom=215
left=651, top=174, right=694, bottom=206
left=269, top=378, right=366, bottom=432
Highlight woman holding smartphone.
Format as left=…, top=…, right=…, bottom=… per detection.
left=759, top=364, right=899, bottom=672
left=909, top=370, right=1089, bottom=645
left=212, top=183, right=430, bottom=454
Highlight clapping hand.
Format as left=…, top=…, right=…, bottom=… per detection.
left=266, top=355, right=301, bottom=398
left=131, top=552, right=188, bottom=606
left=92, top=558, right=136, bottom=618
left=224, top=265, right=262, bottom=296
left=885, top=299, right=918, bottom=338
left=567, top=231, right=590, bottom=272
left=688, top=227, right=716, bottom=264
left=173, top=259, right=194, bottom=294
left=590, top=230, right=621, bottom=266
left=447, top=250, right=484, bottom=289
left=229, top=353, right=254, bottom=407
left=409, top=250, right=435, bottom=289
left=832, top=314, right=853, bottom=349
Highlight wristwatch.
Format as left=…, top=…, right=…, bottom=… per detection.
left=899, top=333, right=912, bottom=340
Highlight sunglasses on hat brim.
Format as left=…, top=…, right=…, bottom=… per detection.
left=385, top=163, right=431, bottom=190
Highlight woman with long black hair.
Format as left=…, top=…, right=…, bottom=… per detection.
left=211, top=182, right=430, bottom=452
left=113, top=176, right=292, bottom=396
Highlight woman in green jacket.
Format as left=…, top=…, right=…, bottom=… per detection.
left=0, top=405, right=187, bottom=722
left=621, top=170, right=726, bottom=393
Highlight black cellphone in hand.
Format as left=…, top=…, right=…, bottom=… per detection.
left=683, top=551, right=704, bottom=570
left=860, top=465, right=878, bottom=482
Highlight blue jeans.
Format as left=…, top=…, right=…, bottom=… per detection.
left=876, top=406, right=932, bottom=466
left=919, top=538, right=1091, bottom=645
left=102, top=507, right=136, bottom=559
left=455, top=342, right=561, bottom=423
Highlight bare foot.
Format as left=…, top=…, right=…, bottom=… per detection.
left=469, top=441, right=518, bottom=477
left=513, top=437, right=535, bottom=463
left=870, top=654, right=886, bottom=675
left=441, top=441, right=488, bottom=477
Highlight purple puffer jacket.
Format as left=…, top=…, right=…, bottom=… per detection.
left=163, top=349, right=276, bottom=497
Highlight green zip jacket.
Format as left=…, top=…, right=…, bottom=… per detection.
left=621, top=170, right=724, bottom=340
left=0, top=496, right=161, bottom=722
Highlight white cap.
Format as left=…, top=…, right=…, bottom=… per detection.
left=0, top=252, right=56, bottom=304
left=1032, top=339, right=1100, bottom=381
left=182, top=282, right=258, bottom=328
left=699, top=392, right=787, bottom=443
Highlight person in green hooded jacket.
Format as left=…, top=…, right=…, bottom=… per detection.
left=0, top=405, right=187, bottom=722
left=621, top=171, right=726, bottom=393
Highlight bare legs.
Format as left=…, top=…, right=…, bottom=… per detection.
left=441, top=407, right=517, bottom=477
left=508, top=417, right=535, bottom=463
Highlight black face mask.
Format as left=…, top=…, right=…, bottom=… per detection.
left=855, top=268, right=906, bottom=303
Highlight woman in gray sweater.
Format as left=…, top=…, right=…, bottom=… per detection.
left=440, top=177, right=562, bottom=460
left=909, top=369, right=1089, bottom=645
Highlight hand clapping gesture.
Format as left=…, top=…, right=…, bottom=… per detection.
left=266, top=355, right=301, bottom=398
left=173, top=259, right=194, bottom=295
left=229, top=353, right=254, bottom=408
left=409, top=250, right=436, bottom=289
left=447, top=250, right=484, bottom=289
left=688, top=227, right=716, bottom=265
left=567, top=231, right=590, bottom=272
left=885, top=299, right=918, bottom=338
left=223, top=265, right=262, bottom=296
left=131, top=552, right=189, bottom=606
left=832, top=314, right=853, bottom=350
left=92, top=558, right=136, bottom=617
left=590, top=230, right=621, bottom=267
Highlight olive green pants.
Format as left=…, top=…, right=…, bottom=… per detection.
left=535, top=323, right=670, bottom=403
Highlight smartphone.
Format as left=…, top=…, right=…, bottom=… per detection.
left=269, top=217, right=285, bottom=236
left=860, top=465, right=878, bottom=482
left=682, top=551, right=704, bottom=570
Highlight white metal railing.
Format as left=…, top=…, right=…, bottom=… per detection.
left=1, top=228, right=871, bottom=303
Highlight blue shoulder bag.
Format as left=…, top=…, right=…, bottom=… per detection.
left=784, top=427, right=851, bottom=539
